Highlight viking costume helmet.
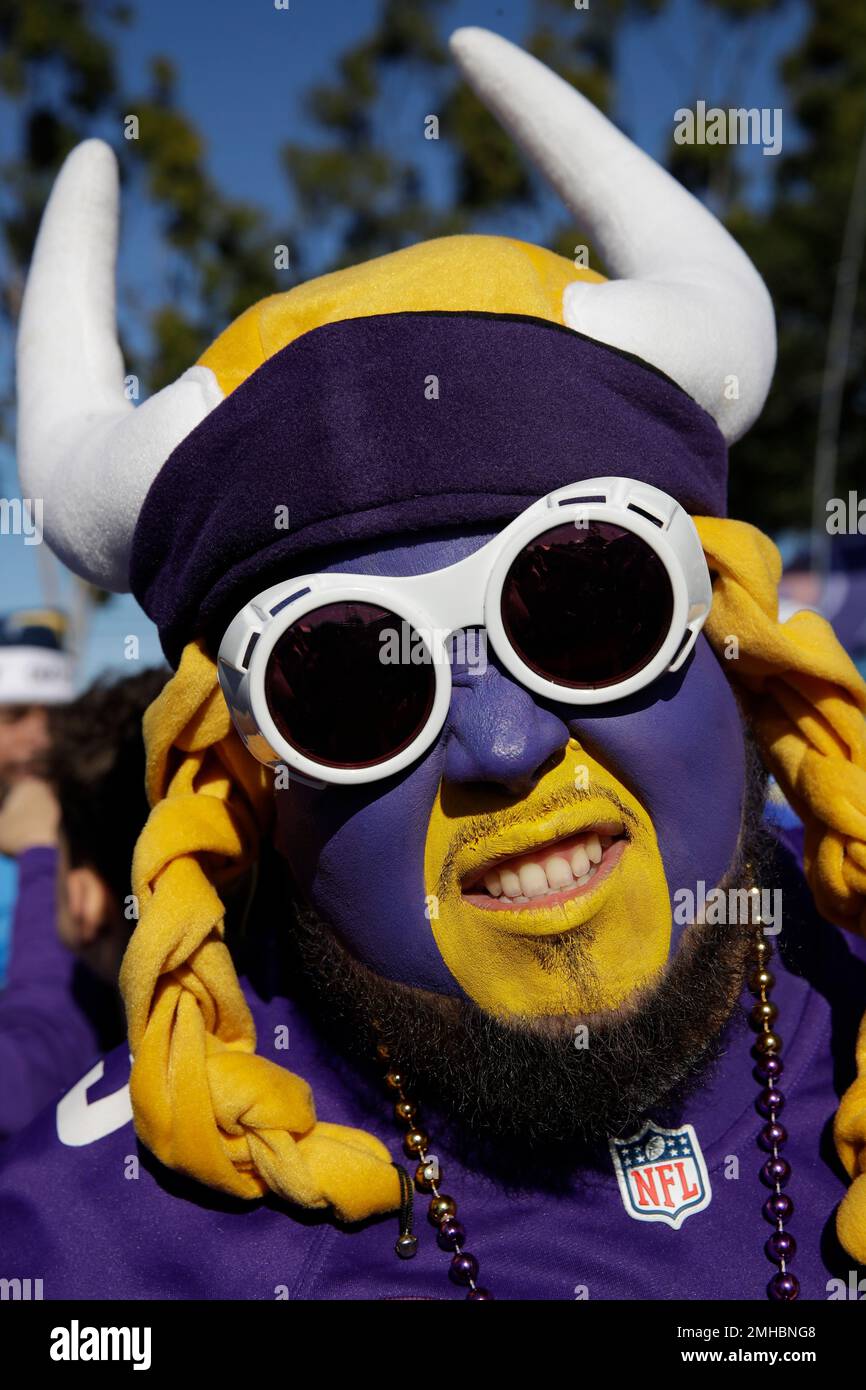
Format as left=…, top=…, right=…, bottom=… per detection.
left=16, top=29, right=866, bottom=1258
left=16, top=28, right=775, bottom=597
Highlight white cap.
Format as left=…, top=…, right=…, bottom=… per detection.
left=0, top=645, right=74, bottom=706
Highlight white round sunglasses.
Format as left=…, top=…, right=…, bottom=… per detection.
left=217, top=477, right=713, bottom=787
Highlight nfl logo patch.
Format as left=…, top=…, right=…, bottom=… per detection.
left=609, top=1120, right=712, bottom=1228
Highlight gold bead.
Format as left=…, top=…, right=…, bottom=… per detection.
left=415, top=1160, right=441, bottom=1192
left=404, top=1129, right=429, bottom=1156
left=385, top=1072, right=404, bottom=1092
left=748, top=968, right=775, bottom=993
left=429, top=1195, right=457, bottom=1225
left=750, top=1000, right=778, bottom=1029
left=750, top=939, right=771, bottom=962
left=376, top=1042, right=391, bottom=1063
left=754, top=1031, right=782, bottom=1056
left=395, top=1100, right=417, bottom=1124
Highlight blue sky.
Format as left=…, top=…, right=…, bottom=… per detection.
left=0, top=0, right=806, bottom=687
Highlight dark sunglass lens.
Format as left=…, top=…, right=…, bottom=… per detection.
left=500, top=521, right=674, bottom=689
left=264, top=602, right=436, bottom=769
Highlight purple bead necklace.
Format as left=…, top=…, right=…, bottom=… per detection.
left=373, top=1024, right=493, bottom=1299
left=375, top=885, right=798, bottom=1302
left=748, top=885, right=799, bottom=1300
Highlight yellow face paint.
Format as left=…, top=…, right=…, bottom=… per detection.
left=423, top=742, right=671, bottom=1018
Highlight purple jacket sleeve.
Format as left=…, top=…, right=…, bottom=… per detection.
left=0, top=847, right=114, bottom=1139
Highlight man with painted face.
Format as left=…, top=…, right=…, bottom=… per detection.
left=3, top=29, right=866, bottom=1302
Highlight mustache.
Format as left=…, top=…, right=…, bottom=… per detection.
left=275, top=727, right=772, bottom=1166
left=283, top=772, right=774, bottom=1163
left=437, top=783, right=640, bottom=893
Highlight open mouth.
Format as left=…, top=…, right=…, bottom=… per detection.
left=460, top=822, right=628, bottom=912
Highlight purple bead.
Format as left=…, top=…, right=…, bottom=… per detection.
left=450, top=1252, right=479, bottom=1286
left=761, top=1156, right=791, bottom=1187
left=768, top=1271, right=800, bottom=1301
left=759, top=1122, right=787, bottom=1151
left=467, top=1287, right=494, bottom=1300
left=755, top=1055, right=784, bottom=1083
left=763, top=1192, right=794, bottom=1223
left=757, top=1087, right=785, bottom=1118
left=765, top=1230, right=797, bottom=1263
left=437, top=1218, right=465, bottom=1252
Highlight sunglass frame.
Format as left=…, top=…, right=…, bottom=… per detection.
left=217, top=476, right=713, bottom=787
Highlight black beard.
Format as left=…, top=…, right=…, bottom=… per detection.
left=272, top=737, right=774, bottom=1172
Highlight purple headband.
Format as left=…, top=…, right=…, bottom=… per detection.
left=130, top=311, right=728, bottom=665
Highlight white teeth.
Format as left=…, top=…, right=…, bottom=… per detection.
left=570, top=846, right=590, bottom=878
left=473, top=828, right=622, bottom=902
left=519, top=863, right=549, bottom=898
left=500, top=868, right=522, bottom=898
left=544, top=855, right=574, bottom=890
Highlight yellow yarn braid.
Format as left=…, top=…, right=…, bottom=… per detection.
left=120, top=638, right=401, bottom=1223
left=694, top=517, right=866, bottom=1262
left=121, top=523, right=866, bottom=1258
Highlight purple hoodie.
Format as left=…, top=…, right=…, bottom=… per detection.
left=0, top=835, right=863, bottom=1300
left=0, top=848, right=122, bottom=1140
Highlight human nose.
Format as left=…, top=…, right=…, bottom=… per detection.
left=441, top=660, right=571, bottom=797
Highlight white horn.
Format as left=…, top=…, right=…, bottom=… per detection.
left=16, top=140, right=223, bottom=591
left=450, top=28, right=776, bottom=443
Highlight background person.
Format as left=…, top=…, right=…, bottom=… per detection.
left=0, top=666, right=167, bottom=1139
left=0, top=609, right=73, bottom=984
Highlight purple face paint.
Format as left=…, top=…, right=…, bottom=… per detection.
left=275, top=530, right=746, bottom=995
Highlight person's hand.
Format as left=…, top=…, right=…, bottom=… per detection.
left=0, top=777, right=60, bottom=857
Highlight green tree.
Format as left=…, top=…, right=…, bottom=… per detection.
left=120, top=55, right=283, bottom=389
left=2, top=0, right=863, bottom=540
left=281, top=0, right=631, bottom=278
left=0, top=0, right=129, bottom=444
left=283, top=0, right=866, bottom=537
left=0, top=0, right=282, bottom=642
left=729, top=0, right=866, bottom=534
left=0, top=1, right=282, bottom=421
